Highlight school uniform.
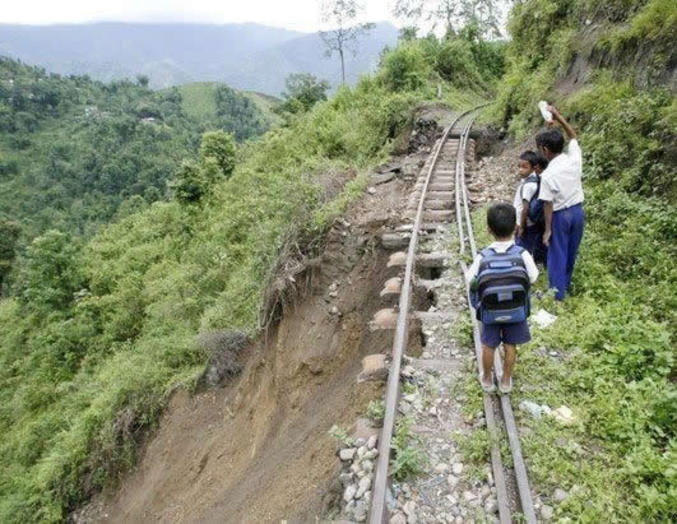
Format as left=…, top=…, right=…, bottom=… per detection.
left=513, top=174, right=541, bottom=257
left=539, top=139, right=585, bottom=301
left=466, top=240, right=539, bottom=348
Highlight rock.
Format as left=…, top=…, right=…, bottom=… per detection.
left=367, top=435, right=378, bottom=449
left=362, top=459, right=374, bottom=473
left=358, top=354, right=388, bottom=382
left=389, top=512, right=407, bottom=524
left=519, top=400, right=551, bottom=418
left=532, top=308, right=557, bottom=328
left=401, top=364, right=416, bottom=378
left=463, top=491, right=476, bottom=502
left=484, top=498, right=498, bottom=514
left=357, top=446, right=368, bottom=459
left=330, top=305, right=340, bottom=315
left=447, top=475, right=458, bottom=487
left=434, top=463, right=449, bottom=473
left=344, top=484, right=357, bottom=502
left=339, top=472, right=353, bottom=486
left=541, top=504, right=554, bottom=520
left=339, top=448, right=357, bottom=461
left=365, top=449, right=378, bottom=460
left=350, top=463, right=360, bottom=474
left=452, top=463, right=463, bottom=475
left=403, top=500, right=418, bottom=523
left=553, top=488, right=568, bottom=502
left=367, top=186, right=377, bottom=195
left=550, top=406, right=576, bottom=425
left=480, top=485, right=491, bottom=499
left=354, top=500, right=368, bottom=522
left=356, top=476, right=372, bottom=498
left=403, top=500, right=416, bottom=517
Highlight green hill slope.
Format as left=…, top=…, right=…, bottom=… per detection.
left=0, top=30, right=496, bottom=522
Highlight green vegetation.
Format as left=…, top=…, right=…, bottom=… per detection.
left=391, top=417, right=426, bottom=481
left=489, top=1, right=676, bottom=520
left=0, top=60, right=274, bottom=281
left=0, top=28, right=500, bottom=520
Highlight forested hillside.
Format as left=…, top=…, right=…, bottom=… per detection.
left=0, top=58, right=273, bottom=278
left=0, top=28, right=499, bottom=522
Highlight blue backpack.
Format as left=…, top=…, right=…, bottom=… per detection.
left=524, top=174, right=544, bottom=225
left=470, top=245, right=531, bottom=325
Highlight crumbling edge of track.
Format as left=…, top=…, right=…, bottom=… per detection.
left=369, top=106, right=480, bottom=524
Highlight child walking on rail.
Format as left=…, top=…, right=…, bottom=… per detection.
left=467, top=203, right=538, bottom=394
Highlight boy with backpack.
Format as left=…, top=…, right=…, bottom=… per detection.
left=467, top=203, right=539, bottom=394
left=514, top=151, right=542, bottom=257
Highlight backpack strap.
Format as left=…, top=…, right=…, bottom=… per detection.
left=521, top=173, right=540, bottom=200
left=507, top=244, right=525, bottom=255
left=480, top=247, right=496, bottom=259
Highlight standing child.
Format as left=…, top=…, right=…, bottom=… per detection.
left=513, top=151, right=541, bottom=257
left=536, top=105, right=584, bottom=300
left=467, top=203, right=538, bottom=394
left=532, top=153, right=549, bottom=264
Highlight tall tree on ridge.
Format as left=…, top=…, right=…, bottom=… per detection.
left=319, top=0, right=375, bottom=84
left=394, top=0, right=507, bottom=38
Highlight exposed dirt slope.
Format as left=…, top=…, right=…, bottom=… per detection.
left=80, top=163, right=423, bottom=523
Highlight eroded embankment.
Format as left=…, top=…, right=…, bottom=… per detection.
left=77, top=137, right=439, bottom=522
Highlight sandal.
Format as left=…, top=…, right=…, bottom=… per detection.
left=479, top=373, right=496, bottom=393
left=498, top=378, right=513, bottom=395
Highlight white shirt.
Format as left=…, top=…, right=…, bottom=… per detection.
left=538, top=139, right=584, bottom=211
left=513, top=174, right=539, bottom=226
left=465, top=241, right=539, bottom=284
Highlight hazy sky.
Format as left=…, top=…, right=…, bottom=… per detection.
left=0, top=0, right=400, bottom=32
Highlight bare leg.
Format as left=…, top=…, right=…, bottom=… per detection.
left=481, top=345, right=494, bottom=386
left=502, top=343, right=516, bottom=387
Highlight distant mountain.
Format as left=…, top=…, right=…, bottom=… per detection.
left=0, top=22, right=399, bottom=95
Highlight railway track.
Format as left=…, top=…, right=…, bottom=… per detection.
left=369, top=106, right=536, bottom=524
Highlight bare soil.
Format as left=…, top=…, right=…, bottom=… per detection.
left=79, top=166, right=419, bottom=523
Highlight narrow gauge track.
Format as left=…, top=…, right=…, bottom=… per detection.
left=369, top=106, right=536, bottom=524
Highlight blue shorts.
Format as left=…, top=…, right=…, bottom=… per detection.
left=481, top=320, right=531, bottom=349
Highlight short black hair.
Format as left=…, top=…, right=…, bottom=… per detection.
left=535, top=129, right=564, bottom=154
left=535, top=153, right=549, bottom=171
left=519, top=150, right=539, bottom=168
left=487, top=202, right=516, bottom=238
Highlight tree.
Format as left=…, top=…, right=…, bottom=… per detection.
left=279, top=73, right=330, bottom=113
left=393, top=0, right=506, bottom=38
left=0, top=219, right=20, bottom=294
left=171, top=131, right=237, bottom=205
left=199, top=131, right=236, bottom=178
left=18, top=230, right=82, bottom=310
left=319, top=0, right=375, bottom=84
left=136, top=74, right=150, bottom=88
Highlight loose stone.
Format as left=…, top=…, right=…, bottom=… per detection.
left=344, top=484, right=357, bottom=502
left=541, top=504, right=554, bottom=520
left=339, top=448, right=357, bottom=461
left=553, top=488, right=568, bottom=502
left=356, top=476, right=371, bottom=499
left=452, top=463, right=463, bottom=475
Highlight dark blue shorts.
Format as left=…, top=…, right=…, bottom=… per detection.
left=481, top=320, right=531, bottom=349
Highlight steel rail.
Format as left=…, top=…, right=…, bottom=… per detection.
left=456, top=114, right=537, bottom=523
left=455, top=114, right=512, bottom=524
left=369, top=109, right=473, bottom=524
